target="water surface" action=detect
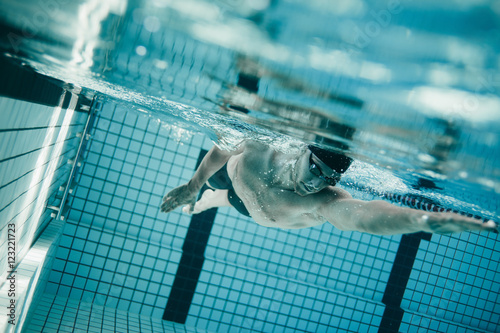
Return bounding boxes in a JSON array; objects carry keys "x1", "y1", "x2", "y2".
[{"x1": 1, "y1": 0, "x2": 499, "y2": 219}]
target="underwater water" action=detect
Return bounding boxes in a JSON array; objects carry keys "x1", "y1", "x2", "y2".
[
  {"x1": 1, "y1": 0, "x2": 500, "y2": 332},
  {"x1": 1, "y1": 0, "x2": 499, "y2": 219}
]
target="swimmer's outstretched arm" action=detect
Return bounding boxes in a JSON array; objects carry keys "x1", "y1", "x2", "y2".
[
  {"x1": 160, "y1": 144, "x2": 244, "y2": 213},
  {"x1": 321, "y1": 194, "x2": 498, "y2": 235}
]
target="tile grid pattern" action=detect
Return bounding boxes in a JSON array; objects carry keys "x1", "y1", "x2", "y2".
[
  {"x1": 24, "y1": 293, "x2": 201, "y2": 333},
  {"x1": 23, "y1": 100, "x2": 500, "y2": 332},
  {"x1": 401, "y1": 232, "x2": 500, "y2": 332},
  {"x1": 42, "y1": 102, "x2": 204, "y2": 319}
]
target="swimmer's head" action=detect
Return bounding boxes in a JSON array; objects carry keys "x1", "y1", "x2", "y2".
[
  {"x1": 293, "y1": 146, "x2": 352, "y2": 196},
  {"x1": 307, "y1": 145, "x2": 353, "y2": 176}
]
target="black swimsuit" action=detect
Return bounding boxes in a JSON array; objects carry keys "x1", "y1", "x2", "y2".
[{"x1": 207, "y1": 164, "x2": 251, "y2": 217}]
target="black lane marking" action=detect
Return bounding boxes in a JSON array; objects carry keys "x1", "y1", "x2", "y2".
[
  {"x1": 163, "y1": 149, "x2": 218, "y2": 324},
  {"x1": 378, "y1": 231, "x2": 432, "y2": 333}
]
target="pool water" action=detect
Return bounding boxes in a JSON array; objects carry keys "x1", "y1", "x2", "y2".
[
  {"x1": 1, "y1": 0, "x2": 499, "y2": 332},
  {"x1": 2, "y1": 0, "x2": 499, "y2": 219}
]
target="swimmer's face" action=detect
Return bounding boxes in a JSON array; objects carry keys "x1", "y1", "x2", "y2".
[{"x1": 294, "y1": 151, "x2": 339, "y2": 196}]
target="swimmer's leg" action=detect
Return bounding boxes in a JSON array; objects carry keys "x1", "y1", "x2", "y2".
[{"x1": 183, "y1": 189, "x2": 231, "y2": 214}]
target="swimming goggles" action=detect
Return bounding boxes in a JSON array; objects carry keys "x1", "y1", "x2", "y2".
[{"x1": 309, "y1": 153, "x2": 341, "y2": 186}]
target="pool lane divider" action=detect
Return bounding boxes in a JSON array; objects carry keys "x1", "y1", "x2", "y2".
[
  {"x1": 378, "y1": 231, "x2": 432, "y2": 333},
  {"x1": 163, "y1": 149, "x2": 218, "y2": 324}
]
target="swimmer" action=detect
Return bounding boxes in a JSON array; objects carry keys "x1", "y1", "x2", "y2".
[{"x1": 161, "y1": 140, "x2": 498, "y2": 235}]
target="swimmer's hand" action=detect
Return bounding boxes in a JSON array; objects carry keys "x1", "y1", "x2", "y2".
[
  {"x1": 160, "y1": 184, "x2": 197, "y2": 213},
  {"x1": 423, "y1": 213, "x2": 499, "y2": 234}
]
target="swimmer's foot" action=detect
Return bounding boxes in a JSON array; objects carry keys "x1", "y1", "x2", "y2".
[{"x1": 182, "y1": 189, "x2": 226, "y2": 214}]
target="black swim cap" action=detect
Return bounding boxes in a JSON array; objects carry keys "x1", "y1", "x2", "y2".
[{"x1": 307, "y1": 145, "x2": 353, "y2": 174}]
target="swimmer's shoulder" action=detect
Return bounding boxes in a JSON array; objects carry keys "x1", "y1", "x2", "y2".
[
  {"x1": 229, "y1": 141, "x2": 273, "y2": 173},
  {"x1": 317, "y1": 185, "x2": 352, "y2": 201},
  {"x1": 236, "y1": 140, "x2": 274, "y2": 163},
  {"x1": 239, "y1": 139, "x2": 270, "y2": 152}
]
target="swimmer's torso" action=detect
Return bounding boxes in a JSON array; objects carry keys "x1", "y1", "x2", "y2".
[{"x1": 226, "y1": 141, "x2": 327, "y2": 229}]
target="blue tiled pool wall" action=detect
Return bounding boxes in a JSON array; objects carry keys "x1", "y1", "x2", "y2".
[
  {"x1": 401, "y1": 233, "x2": 500, "y2": 332},
  {"x1": 23, "y1": 293, "x2": 187, "y2": 333},
  {"x1": 0, "y1": 94, "x2": 88, "y2": 283},
  {"x1": 42, "y1": 102, "x2": 205, "y2": 316},
  {"x1": 23, "y1": 100, "x2": 500, "y2": 332}
]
